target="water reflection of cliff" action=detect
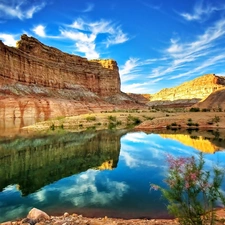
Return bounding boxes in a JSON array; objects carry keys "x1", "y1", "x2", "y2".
[
  {"x1": 0, "y1": 130, "x2": 125, "y2": 195},
  {"x1": 160, "y1": 131, "x2": 225, "y2": 153}
]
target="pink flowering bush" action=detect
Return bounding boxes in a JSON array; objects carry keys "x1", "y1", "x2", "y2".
[{"x1": 151, "y1": 153, "x2": 225, "y2": 225}]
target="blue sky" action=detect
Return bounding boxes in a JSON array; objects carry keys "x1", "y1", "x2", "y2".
[{"x1": 1, "y1": 0, "x2": 225, "y2": 94}]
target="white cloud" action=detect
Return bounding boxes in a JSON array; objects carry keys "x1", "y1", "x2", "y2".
[
  {"x1": 119, "y1": 57, "x2": 166, "y2": 93},
  {"x1": 76, "y1": 41, "x2": 99, "y2": 59},
  {"x1": 146, "y1": 18, "x2": 225, "y2": 83},
  {"x1": 60, "y1": 18, "x2": 129, "y2": 59},
  {"x1": 0, "y1": 0, "x2": 46, "y2": 20},
  {"x1": 106, "y1": 29, "x2": 129, "y2": 47},
  {"x1": 82, "y1": 3, "x2": 94, "y2": 13},
  {"x1": 170, "y1": 54, "x2": 225, "y2": 80},
  {"x1": 120, "y1": 133, "x2": 165, "y2": 169},
  {"x1": 123, "y1": 132, "x2": 149, "y2": 143},
  {"x1": 120, "y1": 58, "x2": 139, "y2": 75},
  {"x1": 33, "y1": 25, "x2": 46, "y2": 37},
  {"x1": 0, "y1": 33, "x2": 17, "y2": 46},
  {"x1": 60, "y1": 29, "x2": 99, "y2": 59},
  {"x1": 122, "y1": 82, "x2": 154, "y2": 93},
  {"x1": 120, "y1": 4, "x2": 225, "y2": 94},
  {"x1": 32, "y1": 169, "x2": 129, "y2": 207},
  {"x1": 180, "y1": 1, "x2": 225, "y2": 22}
]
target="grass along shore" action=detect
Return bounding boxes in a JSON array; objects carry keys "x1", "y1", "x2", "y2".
[{"x1": 22, "y1": 110, "x2": 225, "y2": 134}]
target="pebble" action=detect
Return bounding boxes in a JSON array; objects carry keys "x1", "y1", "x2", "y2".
[{"x1": 63, "y1": 213, "x2": 69, "y2": 218}]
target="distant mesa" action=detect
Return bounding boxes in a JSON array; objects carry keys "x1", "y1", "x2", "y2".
[
  {"x1": 146, "y1": 74, "x2": 225, "y2": 109},
  {"x1": 127, "y1": 74, "x2": 225, "y2": 109}
]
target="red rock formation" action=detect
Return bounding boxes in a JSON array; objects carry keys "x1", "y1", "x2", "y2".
[
  {"x1": 0, "y1": 34, "x2": 141, "y2": 129},
  {"x1": 0, "y1": 34, "x2": 120, "y2": 96}
]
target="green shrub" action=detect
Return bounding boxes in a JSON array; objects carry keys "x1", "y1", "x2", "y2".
[
  {"x1": 86, "y1": 116, "x2": 96, "y2": 122},
  {"x1": 116, "y1": 120, "x2": 122, "y2": 125},
  {"x1": 50, "y1": 124, "x2": 55, "y2": 131},
  {"x1": 189, "y1": 107, "x2": 200, "y2": 112},
  {"x1": 86, "y1": 126, "x2": 96, "y2": 130},
  {"x1": 166, "y1": 125, "x2": 171, "y2": 129},
  {"x1": 151, "y1": 153, "x2": 225, "y2": 225},
  {"x1": 127, "y1": 115, "x2": 141, "y2": 125},
  {"x1": 202, "y1": 108, "x2": 210, "y2": 112},
  {"x1": 213, "y1": 115, "x2": 220, "y2": 123},
  {"x1": 108, "y1": 115, "x2": 117, "y2": 122},
  {"x1": 108, "y1": 122, "x2": 116, "y2": 130}
]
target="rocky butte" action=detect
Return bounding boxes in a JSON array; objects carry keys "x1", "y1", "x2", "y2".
[{"x1": 0, "y1": 34, "x2": 140, "y2": 129}]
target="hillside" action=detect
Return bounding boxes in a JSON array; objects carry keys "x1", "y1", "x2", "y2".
[
  {"x1": 148, "y1": 74, "x2": 225, "y2": 108},
  {"x1": 194, "y1": 87, "x2": 225, "y2": 110}
]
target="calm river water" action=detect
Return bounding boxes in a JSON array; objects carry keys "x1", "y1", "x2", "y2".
[{"x1": 0, "y1": 129, "x2": 225, "y2": 222}]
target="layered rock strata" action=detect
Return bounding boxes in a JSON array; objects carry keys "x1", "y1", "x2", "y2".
[
  {"x1": 148, "y1": 74, "x2": 225, "y2": 107},
  {"x1": 0, "y1": 35, "x2": 140, "y2": 127},
  {"x1": 1, "y1": 34, "x2": 120, "y2": 96}
]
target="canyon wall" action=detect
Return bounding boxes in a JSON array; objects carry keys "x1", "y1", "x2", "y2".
[
  {"x1": 0, "y1": 34, "x2": 120, "y2": 96},
  {"x1": 0, "y1": 35, "x2": 140, "y2": 127}
]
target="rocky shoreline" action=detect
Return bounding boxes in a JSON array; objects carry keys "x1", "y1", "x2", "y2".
[
  {"x1": 0, "y1": 208, "x2": 176, "y2": 225},
  {"x1": 1, "y1": 208, "x2": 225, "y2": 225}
]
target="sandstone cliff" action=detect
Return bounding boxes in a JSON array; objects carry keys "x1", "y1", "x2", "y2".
[
  {"x1": 1, "y1": 34, "x2": 120, "y2": 96},
  {"x1": 0, "y1": 34, "x2": 140, "y2": 127},
  {"x1": 148, "y1": 74, "x2": 225, "y2": 107}
]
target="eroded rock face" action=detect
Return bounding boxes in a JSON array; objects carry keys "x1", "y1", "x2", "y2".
[
  {"x1": 1, "y1": 34, "x2": 120, "y2": 96},
  {"x1": 0, "y1": 35, "x2": 141, "y2": 127},
  {"x1": 148, "y1": 74, "x2": 225, "y2": 107}
]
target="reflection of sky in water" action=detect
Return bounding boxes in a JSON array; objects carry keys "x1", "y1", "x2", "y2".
[{"x1": 1, "y1": 132, "x2": 225, "y2": 222}]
